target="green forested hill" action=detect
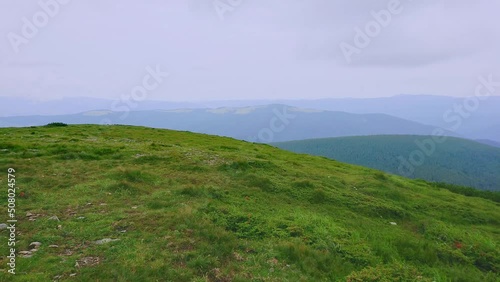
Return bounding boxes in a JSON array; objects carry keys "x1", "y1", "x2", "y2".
[
  {"x1": 274, "y1": 135, "x2": 500, "y2": 191},
  {"x1": 0, "y1": 125, "x2": 499, "y2": 281}
]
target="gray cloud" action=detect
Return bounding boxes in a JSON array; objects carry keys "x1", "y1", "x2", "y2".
[{"x1": 0, "y1": 0, "x2": 499, "y2": 101}]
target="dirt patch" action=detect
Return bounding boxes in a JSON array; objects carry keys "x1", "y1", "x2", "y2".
[{"x1": 75, "y1": 256, "x2": 101, "y2": 268}]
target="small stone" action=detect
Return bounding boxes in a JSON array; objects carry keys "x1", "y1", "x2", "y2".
[
  {"x1": 100, "y1": 203, "x2": 107, "y2": 206},
  {"x1": 0, "y1": 223, "x2": 8, "y2": 230},
  {"x1": 57, "y1": 225, "x2": 62, "y2": 229},
  {"x1": 77, "y1": 217, "x2": 85, "y2": 220},
  {"x1": 86, "y1": 202, "x2": 92, "y2": 206},
  {"x1": 69, "y1": 273, "x2": 77, "y2": 277},
  {"x1": 390, "y1": 222, "x2": 397, "y2": 225},
  {"x1": 49, "y1": 245, "x2": 59, "y2": 248},
  {"x1": 19, "y1": 251, "x2": 32, "y2": 255},
  {"x1": 49, "y1": 216, "x2": 60, "y2": 221},
  {"x1": 94, "y1": 238, "x2": 120, "y2": 245},
  {"x1": 26, "y1": 212, "x2": 33, "y2": 217},
  {"x1": 131, "y1": 206, "x2": 138, "y2": 209},
  {"x1": 29, "y1": 242, "x2": 42, "y2": 249}
]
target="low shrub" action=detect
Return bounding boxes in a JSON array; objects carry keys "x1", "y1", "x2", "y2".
[{"x1": 45, "y1": 122, "x2": 68, "y2": 127}]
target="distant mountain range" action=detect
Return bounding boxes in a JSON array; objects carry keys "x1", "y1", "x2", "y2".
[
  {"x1": 273, "y1": 135, "x2": 500, "y2": 191},
  {"x1": 2, "y1": 95, "x2": 499, "y2": 142},
  {"x1": 279, "y1": 95, "x2": 500, "y2": 143},
  {"x1": 0, "y1": 105, "x2": 459, "y2": 143},
  {"x1": 0, "y1": 96, "x2": 266, "y2": 117}
]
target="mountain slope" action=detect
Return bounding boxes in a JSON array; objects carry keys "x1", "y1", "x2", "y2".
[
  {"x1": 0, "y1": 125, "x2": 498, "y2": 281},
  {"x1": 0, "y1": 105, "x2": 458, "y2": 143},
  {"x1": 273, "y1": 135, "x2": 500, "y2": 191}
]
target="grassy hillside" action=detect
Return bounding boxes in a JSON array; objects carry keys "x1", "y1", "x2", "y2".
[
  {"x1": 274, "y1": 135, "x2": 500, "y2": 191},
  {"x1": 0, "y1": 125, "x2": 499, "y2": 281}
]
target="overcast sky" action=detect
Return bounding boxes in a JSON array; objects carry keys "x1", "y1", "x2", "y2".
[{"x1": 1, "y1": 0, "x2": 499, "y2": 101}]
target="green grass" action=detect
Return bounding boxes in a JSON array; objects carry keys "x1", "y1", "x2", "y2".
[{"x1": 0, "y1": 125, "x2": 498, "y2": 281}]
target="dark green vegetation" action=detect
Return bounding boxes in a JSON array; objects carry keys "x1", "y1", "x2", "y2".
[
  {"x1": 274, "y1": 135, "x2": 500, "y2": 191},
  {"x1": 0, "y1": 125, "x2": 499, "y2": 281},
  {"x1": 44, "y1": 122, "x2": 68, "y2": 127}
]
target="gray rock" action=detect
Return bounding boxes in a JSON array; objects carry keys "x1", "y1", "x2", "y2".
[
  {"x1": 29, "y1": 242, "x2": 42, "y2": 249},
  {"x1": 20, "y1": 250, "x2": 33, "y2": 258},
  {"x1": 0, "y1": 223, "x2": 8, "y2": 230},
  {"x1": 390, "y1": 222, "x2": 397, "y2": 225},
  {"x1": 48, "y1": 216, "x2": 60, "y2": 221},
  {"x1": 94, "y1": 238, "x2": 120, "y2": 245}
]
